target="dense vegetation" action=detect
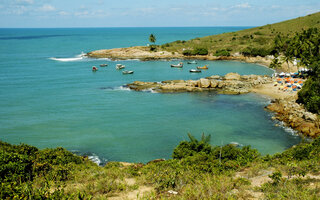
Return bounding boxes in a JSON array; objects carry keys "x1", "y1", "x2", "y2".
[
  {"x1": 272, "y1": 28, "x2": 320, "y2": 114},
  {"x1": 2, "y1": 133, "x2": 320, "y2": 199},
  {"x1": 158, "y1": 12, "x2": 320, "y2": 56}
]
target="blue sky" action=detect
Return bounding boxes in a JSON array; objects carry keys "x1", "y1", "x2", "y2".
[{"x1": 0, "y1": 0, "x2": 319, "y2": 28}]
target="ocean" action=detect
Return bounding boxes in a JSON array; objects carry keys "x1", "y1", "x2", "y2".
[{"x1": 0, "y1": 27, "x2": 300, "y2": 164}]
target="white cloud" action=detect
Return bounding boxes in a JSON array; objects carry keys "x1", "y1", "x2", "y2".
[
  {"x1": 59, "y1": 11, "x2": 69, "y2": 16},
  {"x1": 233, "y1": 3, "x2": 251, "y2": 9},
  {"x1": 75, "y1": 11, "x2": 89, "y2": 17},
  {"x1": 11, "y1": 5, "x2": 29, "y2": 15},
  {"x1": 38, "y1": 4, "x2": 56, "y2": 12}
]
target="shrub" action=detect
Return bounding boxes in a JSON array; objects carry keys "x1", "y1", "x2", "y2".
[
  {"x1": 193, "y1": 48, "x2": 209, "y2": 55},
  {"x1": 172, "y1": 133, "x2": 211, "y2": 159},
  {"x1": 182, "y1": 49, "x2": 194, "y2": 56},
  {"x1": 297, "y1": 61, "x2": 320, "y2": 114},
  {"x1": 254, "y1": 31, "x2": 263, "y2": 35},
  {"x1": 182, "y1": 48, "x2": 209, "y2": 56},
  {"x1": 149, "y1": 44, "x2": 157, "y2": 51},
  {"x1": 241, "y1": 47, "x2": 271, "y2": 57},
  {"x1": 215, "y1": 49, "x2": 230, "y2": 56},
  {"x1": 253, "y1": 37, "x2": 268, "y2": 45}
]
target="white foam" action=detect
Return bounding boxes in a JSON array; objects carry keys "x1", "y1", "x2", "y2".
[
  {"x1": 49, "y1": 52, "x2": 87, "y2": 62},
  {"x1": 88, "y1": 155, "x2": 101, "y2": 165},
  {"x1": 229, "y1": 142, "x2": 243, "y2": 147},
  {"x1": 142, "y1": 88, "x2": 158, "y2": 93},
  {"x1": 113, "y1": 86, "x2": 131, "y2": 91},
  {"x1": 97, "y1": 58, "x2": 112, "y2": 61},
  {"x1": 276, "y1": 121, "x2": 299, "y2": 136}
]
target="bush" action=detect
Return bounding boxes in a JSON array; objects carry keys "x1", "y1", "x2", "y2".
[
  {"x1": 241, "y1": 47, "x2": 271, "y2": 57},
  {"x1": 215, "y1": 49, "x2": 230, "y2": 56},
  {"x1": 0, "y1": 141, "x2": 85, "y2": 199},
  {"x1": 193, "y1": 48, "x2": 209, "y2": 55},
  {"x1": 297, "y1": 61, "x2": 320, "y2": 114},
  {"x1": 149, "y1": 44, "x2": 157, "y2": 51},
  {"x1": 182, "y1": 48, "x2": 209, "y2": 56},
  {"x1": 254, "y1": 31, "x2": 263, "y2": 35},
  {"x1": 182, "y1": 49, "x2": 194, "y2": 56}
]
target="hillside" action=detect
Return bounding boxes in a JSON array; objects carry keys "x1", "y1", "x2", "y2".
[
  {"x1": 1, "y1": 136, "x2": 320, "y2": 199},
  {"x1": 160, "y1": 12, "x2": 320, "y2": 55}
]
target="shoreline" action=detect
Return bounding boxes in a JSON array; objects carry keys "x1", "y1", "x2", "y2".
[
  {"x1": 87, "y1": 47, "x2": 318, "y2": 137},
  {"x1": 86, "y1": 46, "x2": 297, "y2": 72},
  {"x1": 125, "y1": 74, "x2": 319, "y2": 138}
]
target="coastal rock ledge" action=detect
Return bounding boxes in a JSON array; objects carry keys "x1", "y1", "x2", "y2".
[
  {"x1": 267, "y1": 99, "x2": 320, "y2": 138},
  {"x1": 126, "y1": 73, "x2": 272, "y2": 94}
]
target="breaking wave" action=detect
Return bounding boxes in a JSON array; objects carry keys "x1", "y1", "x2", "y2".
[{"x1": 49, "y1": 52, "x2": 87, "y2": 62}]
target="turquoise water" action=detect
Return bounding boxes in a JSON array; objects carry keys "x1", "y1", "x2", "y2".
[{"x1": 0, "y1": 28, "x2": 300, "y2": 163}]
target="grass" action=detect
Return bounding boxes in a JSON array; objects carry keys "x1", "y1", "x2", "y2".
[
  {"x1": 159, "y1": 12, "x2": 320, "y2": 55},
  {"x1": 1, "y1": 136, "x2": 320, "y2": 199}
]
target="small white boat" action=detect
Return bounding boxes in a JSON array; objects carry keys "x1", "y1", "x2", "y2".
[
  {"x1": 190, "y1": 69, "x2": 201, "y2": 73},
  {"x1": 279, "y1": 72, "x2": 285, "y2": 77},
  {"x1": 187, "y1": 60, "x2": 197, "y2": 64},
  {"x1": 92, "y1": 66, "x2": 98, "y2": 71},
  {"x1": 122, "y1": 70, "x2": 134, "y2": 74},
  {"x1": 100, "y1": 64, "x2": 108, "y2": 67},
  {"x1": 171, "y1": 62, "x2": 183, "y2": 68},
  {"x1": 116, "y1": 64, "x2": 125, "y2": 70}
]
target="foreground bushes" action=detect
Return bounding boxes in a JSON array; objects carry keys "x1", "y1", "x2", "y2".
[
  {"x1": 0, "y1": 141, "x2": 83, "y2": 199},
  {"x1": 1, "y1": 135, "x2": 320, "y2": 199}
]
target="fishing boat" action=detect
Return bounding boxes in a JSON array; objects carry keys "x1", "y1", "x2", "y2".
[
  {"x1": 190, "y1": 69, "x2": 201, "y2": 73},
  {"x1": 170, "y1": 62, "x2": 183, "y2": 68},
  {"x1": 92, "y1": 66, "x2": 98, "y2": 71},
  {"x1": 100, "y1": 64, "x2": 108, "y2": 67},
  {"x1": 197, "y1": 65, "x2": 208, "y2": 70},
  {"x1": 122, "y1": 70, "x2": 134, "y2": 74},
  {"x1": 187, "y1": 60, "x2": 197, "y2": 64},
  {"x1": 116, "y1": 64, "x2": 125, "y2": 70}
]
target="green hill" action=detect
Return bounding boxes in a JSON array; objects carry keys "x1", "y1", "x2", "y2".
[{"x1": 160, "y1": 12, "x2": 320, "y2": 55}]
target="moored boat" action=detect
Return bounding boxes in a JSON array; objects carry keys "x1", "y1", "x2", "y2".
[
  {"x1": 100, "y1": 64, "x2": 108, "y2": 67},
  {"x1": 116, "y1": 64, "x2": 125, "y2": 70},
  {"x1": 171, "y1": 62, "x2": 183, "y2": 68},
  {"x1": 190, "y1": 69, "x2": 201, "y2": 73},
  {"x1": 122, "y1": 70, "x2": 134, "y2": 74},
  {"x1": 187, "y1": 60, "x2": 197, "y2": 64},
  {"x1": 197, "y1": 65, "x2": 208, "y2": 70}
]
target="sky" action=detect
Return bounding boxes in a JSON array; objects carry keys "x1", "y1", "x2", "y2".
[{"x1": 0, "y1": 0, "x2": 319, "y2": 28}]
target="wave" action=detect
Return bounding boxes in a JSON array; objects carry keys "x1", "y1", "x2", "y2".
[
  {"x1": 141, "y1": 88, "x2": 158, "y2": 93},
  {"x1": 275, "y1": 121, "x2": 299, "y2": 137},
  {"x1": 49, "y1": 52, "x2": 87, "y2": 62},
  {"x1": 88, "y1": 154, "x2": 102, "y2": 165},
  {"x1": 112, "y1": 86, "x2": 131, "y2": 91}
]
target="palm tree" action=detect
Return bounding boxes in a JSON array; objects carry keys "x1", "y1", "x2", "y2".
[{"x1": 149, "y1": 34, "x2": 156, "y2": 44}]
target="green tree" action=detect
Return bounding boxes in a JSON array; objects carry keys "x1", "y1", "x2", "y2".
[
  {"x1": 273, "y1": 28, "x2": 320, "y2": 114},
  {"x1": 149, "y1": 34, "x2": 156, "y2": 44},
  {"x1": 149, "y1": 34, "x2": 156, "y2": 51}
]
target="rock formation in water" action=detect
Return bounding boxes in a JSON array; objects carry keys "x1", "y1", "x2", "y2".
[{"x1": 126, "y1": 73, "x2": 272, "y2": 94}]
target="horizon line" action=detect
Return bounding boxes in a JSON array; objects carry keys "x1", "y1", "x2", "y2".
[{"x1": 0, "y1": 26, "x2": 256, "y2": 29}]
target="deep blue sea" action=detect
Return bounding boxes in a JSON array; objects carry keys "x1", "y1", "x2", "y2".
[{"x1": 0, "y1": 27, "x2": 300, "y2": 164}]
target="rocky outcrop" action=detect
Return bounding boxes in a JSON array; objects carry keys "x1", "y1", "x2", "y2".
[
  {"x1": 126, "y1": 73, "x2": 272, "y2": 94},
  {"x1": 86, "y1": 46, "x2": 183, "y2": 60},
  {"x1": 267, "y1": 98, "x2": 320, "y2": 138},
  {"x1": 126, "y1": 73, "x2": 319, "y2": 138}
]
